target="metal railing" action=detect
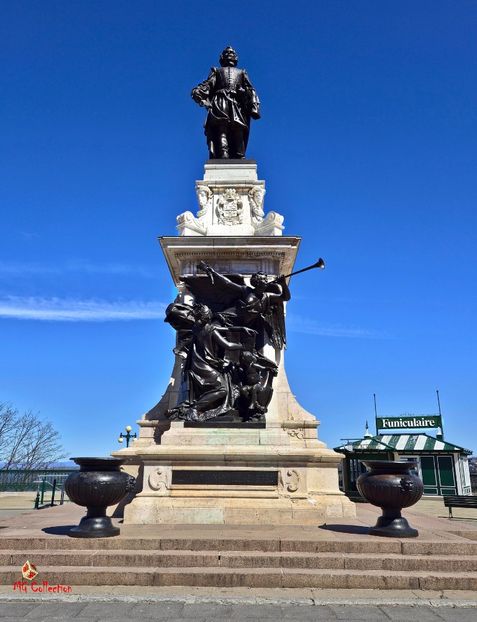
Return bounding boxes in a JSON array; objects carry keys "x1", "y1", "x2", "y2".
[{"x1": 0, "y1": 468, "x2": 76, "y2": 492}]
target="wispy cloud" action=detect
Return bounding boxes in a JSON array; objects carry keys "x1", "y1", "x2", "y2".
[
  {"x1": 287, "y1": 314, "x2": 389, "y2": 339},
  {"x1": 0, "y1": 296, "x2": 386, "y2": 335},
  {"x1": 0, "y1": 296, "x2": 166, "y2": 322},
  {"x1": 0, "y1": 261, "x2": 156, "y2": 278}
]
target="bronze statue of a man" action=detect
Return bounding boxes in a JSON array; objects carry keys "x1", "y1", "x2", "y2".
[{"x1": 191, "y1": 47, "x2": 260, "y2": 159}]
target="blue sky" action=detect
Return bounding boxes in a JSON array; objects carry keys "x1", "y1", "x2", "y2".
[{"x1": 1, "y1": 1, "x2": 476, "y2": 458}]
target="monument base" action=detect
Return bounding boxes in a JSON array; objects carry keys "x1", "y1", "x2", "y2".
[
  {"x1": 124, "y1": 497, "x2": 354, "y2": 526},
  {"x1": 113, "y1": 160, "x2": 356, "y2": 525},
  {"x1": 117, "y1": 419, "x2": 356, "y2": 525}
]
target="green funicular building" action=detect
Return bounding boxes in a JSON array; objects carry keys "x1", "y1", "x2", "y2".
[{"x1": 335, "y1": 416, "x2": 472, "y2": 499}]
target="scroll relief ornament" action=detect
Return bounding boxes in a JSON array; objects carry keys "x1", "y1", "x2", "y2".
[
  {"x1": 148, "y1": 467, "x2": 171, "y2": 493},
  {"x1": 216, "y1": 188, "x2": 243, "y2": 225},
  {"x1": 279, "y1": 468, "x2": 300, "y2": 494},
  {"x1": 286, "y1": 428, "x2": 305, "y2": 440},
  {"x1": 176, "y1": 211, "x2": 206, "y2": 235}
]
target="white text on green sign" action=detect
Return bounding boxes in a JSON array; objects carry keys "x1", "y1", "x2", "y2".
[{"x1": 376, "y1": 416, "x2": 442, "y2": 430}]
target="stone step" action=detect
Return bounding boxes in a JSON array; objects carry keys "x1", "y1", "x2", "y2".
[
  {"x1": 2, "y1": 536, "x2": 477, "y2": 556},
  {"x1": 2, "y1": 565, "x2": 477, "y2": 590},
  {"x1": 2, "y1": 550, "x2": 477, "y2": 572}
]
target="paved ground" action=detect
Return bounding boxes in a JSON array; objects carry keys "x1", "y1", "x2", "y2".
[
  {"x1": 1, "y1": 492, "x2": 477, "y2": 523},
  {"x1": 0, "y1": 493, "x2": 37, "y2": 519},
  {"x1": 1, "y1": 493, "x2": 476, "y2": 540},
  {"x1": 414, "y1": 497, "x2": 477, "y2": 522},
  {"x1": 1, "y1": 493, "x2": 477, "y2": 523},
  {"x1": 0, "y1": 493, "x2": 476, "y2": 616},
  {"x1": 0, "y1": 598, "x2": 476, "y2": 621}
]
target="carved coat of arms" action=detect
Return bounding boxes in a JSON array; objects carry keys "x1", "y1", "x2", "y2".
[{"x1": 216, "y1": 188, "x2": 243, "y2": 225}]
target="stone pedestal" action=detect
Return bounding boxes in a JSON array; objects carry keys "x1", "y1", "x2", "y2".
[
  {"x1": 176, "y1": 160, "x2": 284, "y2": 237},
  {"x1": 113, "y1": 160, "x2": 355, "y2": 524}
]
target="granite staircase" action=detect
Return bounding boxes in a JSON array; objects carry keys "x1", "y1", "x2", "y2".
[{"x1": 1, "y1": 532, "x2": 477, "y2": 590}]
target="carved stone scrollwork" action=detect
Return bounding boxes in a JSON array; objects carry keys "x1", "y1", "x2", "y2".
[
  {"x1": 286, "y1": 428, "x2": 305, "y2": 440},
  {"x1": 176, "y1": 211, "x2": 206, "y2": 235},
  {"x1": 177, "y1": 211, "x2": 194, "y2": 225},
  {"x1": 216, "y1": 188, "x2": 243, "y2": 225},
  {"x1": 279, "y1": 468, "x2": 300, "y2": 494},
  {"x1": 148, "y1": 467, "x2": 171, "y2": 494},
  {"x1": 254, "y1": 211, "x2": 285, "y2": 236},
  {"x1": 262, "y1": 211, "x2": 284, "y2": 228}
]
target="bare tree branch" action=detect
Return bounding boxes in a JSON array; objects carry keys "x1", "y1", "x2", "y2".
[
  {"x1": 0, "y1": 403, "x2": 16, "y2": 449},
  {"x1": 0, "y1": 405, "x2": 66, "y2": 470}
]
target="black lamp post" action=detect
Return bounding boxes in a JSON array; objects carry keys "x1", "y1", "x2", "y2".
[{"x1": 118, "y1": 425, "x2": 136, "y2": 448}]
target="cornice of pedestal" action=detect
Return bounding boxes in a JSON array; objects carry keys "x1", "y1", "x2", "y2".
[
  {"x1": 125, "y1": 445, "x2": 343, "y2": 465},
  {"x1": 159, "y1": 235, "x2": 301, "y2": 286}
]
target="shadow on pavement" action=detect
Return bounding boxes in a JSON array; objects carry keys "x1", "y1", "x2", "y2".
[
  {"x1": 42, "y1": 525, "x2": 76, "y2": 535},
  {"x1": 439, "y1": 515, "x2": 477, "y2": 521},
  {"x1": 319, "y1": 524, "x2": 370, "y2": 535}
]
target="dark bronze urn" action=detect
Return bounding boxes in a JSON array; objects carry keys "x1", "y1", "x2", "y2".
[
  {"x1": 65, "y1": 457, "x2": 135, "y2": 538},
  {"x1": 357, "y1": 460, "x2": 423, "y2": 537}
]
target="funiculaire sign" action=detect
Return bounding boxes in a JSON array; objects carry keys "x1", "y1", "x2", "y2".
[{"x1": 376, "y1": 415, "x2": 442, "y2": 430}]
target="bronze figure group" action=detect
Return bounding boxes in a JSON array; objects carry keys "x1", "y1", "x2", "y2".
[{"x1": 164, "y1": 263, "x2": 290, "y2": 423}]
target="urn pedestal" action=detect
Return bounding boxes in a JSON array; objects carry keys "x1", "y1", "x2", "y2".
[
  {"x1": 65, "y1": 457, "x2": 135, "y2": 537},
  {"x1": 357, "y1": 460, "x2": 423, "y2": 537}
]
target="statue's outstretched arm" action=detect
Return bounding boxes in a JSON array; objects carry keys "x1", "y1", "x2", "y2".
[
  {"x1": 213, "y1": 271, "x2": 245, "y2": 297},
  {"x1": 197, "y1": 261, "x2": 244, "y2": 296}
]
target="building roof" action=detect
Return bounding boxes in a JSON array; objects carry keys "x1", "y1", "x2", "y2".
[{"x1": 335, "y1": 433, "x2": 471, "y2": 455}]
